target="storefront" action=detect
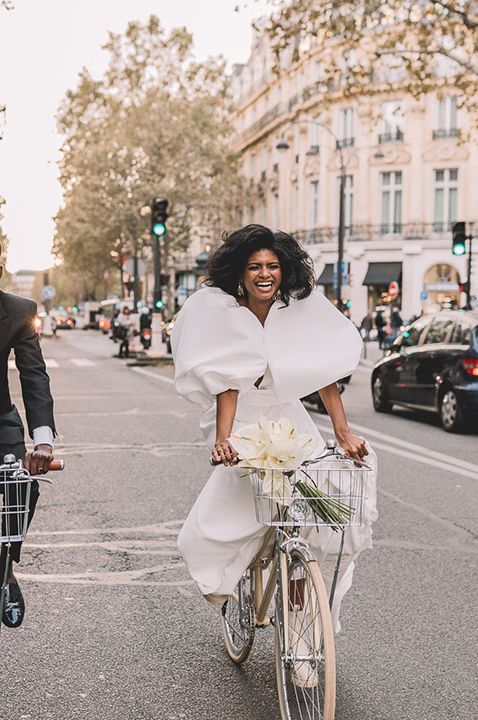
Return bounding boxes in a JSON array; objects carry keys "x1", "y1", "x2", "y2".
[
  {"x1": 422, "y1": 264, "x2": 460, "y2": 311},
  {"x1": 316, "y1": 263, "x2": 336, "y2": 302},
  {"x1": 362, "y1": 262, "x2": 402, "y2": 312}
]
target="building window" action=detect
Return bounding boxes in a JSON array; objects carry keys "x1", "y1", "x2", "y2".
[
  {"x1": 293, "y1": 184, "x2": 300, "y2": 231},
  {"x1": 380, "y1": 171, "x2": 402, "y2": 233},
  {"x1": 433, "y1": 168, "x2": 458, "y2": 232},
  {"x1": 249, "y1": 153, "x2": 256, "y2": 180},
  {"x1": 338, "y1": 107, "x2": 354, "y2": 147},
  {"x1": 343, "y1": 175, "x2": 354, "y2": 232},
  {"x1": 379, "y1": 101, "x2": 404, "y2": 143},
  {"x1": 309, "y1": 180, "x2": 319, "y2": 228},
  {"x1": 314, "y1": 61, "x2": 322, "y2": 82},
  {"x1": 434, "y1": 97, "x2": 459, "y2": 139},
  {"x1": 272, "y1": 192, "x2": 279, "y2": 229}
]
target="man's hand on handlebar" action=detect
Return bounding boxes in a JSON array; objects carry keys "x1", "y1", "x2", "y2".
[{"x1": 24, "y1": 444, "x2": 54, "y2": 475}]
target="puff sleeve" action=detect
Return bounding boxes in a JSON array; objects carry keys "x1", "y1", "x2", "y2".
[
  {"x1": 265, "y1": 290, "x2": 363, "y2": 402},
  {"x1": 171, "y1": 288, "x2": 267, "y2": 406}
]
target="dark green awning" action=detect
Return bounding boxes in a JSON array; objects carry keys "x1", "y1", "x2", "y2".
[
  {"x1": 362, "y1": 262, "x2": 402, "y2": 286},
  {"x1": 317, "y1": 263, "x2": 334, "y2": 285}
]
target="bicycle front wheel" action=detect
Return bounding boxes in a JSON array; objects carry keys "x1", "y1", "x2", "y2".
[
  {"x1": 220, "y1": 569, "x2": 255, "y2": 664},
  {"x1": 275, "y1": 548, "x2": 336, "y2": 720}
]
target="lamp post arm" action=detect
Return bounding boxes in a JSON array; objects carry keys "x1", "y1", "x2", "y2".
[{"x1": 279, "y1": 118, "x2": 346, "y2": 172}]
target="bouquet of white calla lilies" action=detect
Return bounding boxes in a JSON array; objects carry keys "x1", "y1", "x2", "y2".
[
  {"x1": 229, "y1": 416, "x2": 314, "y2": 471},
  {"x1": 230, "y1": 416, "x2": 355, "y2": 528}
]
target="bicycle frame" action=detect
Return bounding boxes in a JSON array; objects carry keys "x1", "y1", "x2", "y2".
[{"x1": 250, "y1": 523, "x2": 346, "y2": 642}]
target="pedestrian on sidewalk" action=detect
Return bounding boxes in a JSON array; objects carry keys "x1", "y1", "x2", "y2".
[
  {"x1": 390, "y1": 305, "x2": 403, "y2": 342},
  {"x1": 375, "y1": 308, "x2": 386, "y2": 349},
  {"x1": 116, "y1": 306, "x2": 134, "y2": 359},
  {"x1": 0, "y1": 241, "x2": 56, "y2": 628},
  {"x1": 360, "y1": 311, "x2": 373, "y2": 342}
]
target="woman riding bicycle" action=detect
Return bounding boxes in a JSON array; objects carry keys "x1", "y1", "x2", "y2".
[{"x1": 172, "y1": 224, "x2": 377, "y2": 641}]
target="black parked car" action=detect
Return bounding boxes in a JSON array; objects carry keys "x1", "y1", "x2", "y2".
[{"x1": 371, "y1": 311, "x2": 478, "y2": 432}]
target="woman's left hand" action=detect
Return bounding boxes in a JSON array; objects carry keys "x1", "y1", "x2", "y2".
[{"x1": 335, "y1": 430, "x2": 368, "y2": 461}]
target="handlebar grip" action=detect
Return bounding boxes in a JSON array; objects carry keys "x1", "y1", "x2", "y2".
[
  {"x1": 49, "y1": 459, "x2": 65, "y2": 471},
  {"x1": 209, "y1": 457, "x2": 240, "y2": 467}
]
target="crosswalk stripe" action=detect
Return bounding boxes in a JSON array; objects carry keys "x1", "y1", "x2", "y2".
[
  {"x1": 70, "y1": 358, "x2": 97, "y2": 367},
  {"x1": 8, "y1": 358, "x2": 92, "y2": 370}
]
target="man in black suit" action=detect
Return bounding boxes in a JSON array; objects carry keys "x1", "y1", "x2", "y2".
[{"x1": 0, "y1": 242, "x2": 56, "y2": 627}]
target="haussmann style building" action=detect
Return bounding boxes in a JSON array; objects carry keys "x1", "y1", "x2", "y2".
[{"x1": 230, "y1": 27, "x2": 478, "y2": 323}]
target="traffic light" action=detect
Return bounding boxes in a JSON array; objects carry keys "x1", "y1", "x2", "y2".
[
  {"x1": 151, "y1": 197, "x2": 169, "y2": 237},
  {"x1": 452, "y1": 222, "x2": 467, "y2": 256},
  {"x1": 153, "y1": 289, "x2": 164, "y2": 310}
]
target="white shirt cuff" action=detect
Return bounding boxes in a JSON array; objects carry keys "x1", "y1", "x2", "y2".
[{"x1": 33, "y1": 426, "x2": 55, "y2": 449}]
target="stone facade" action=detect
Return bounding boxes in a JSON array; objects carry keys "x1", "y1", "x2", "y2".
[{"x1": 230, "y1": 30, "x2": 478, "y2": 322}]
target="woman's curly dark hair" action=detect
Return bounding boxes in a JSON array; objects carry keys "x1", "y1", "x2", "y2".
[{"x1": 204, "y1": 224, "x2": 315, "y2": 306}]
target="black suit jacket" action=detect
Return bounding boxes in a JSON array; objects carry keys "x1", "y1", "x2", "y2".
[{"x1": 0, "y1": 290, "x2": 56, "y2": 446}]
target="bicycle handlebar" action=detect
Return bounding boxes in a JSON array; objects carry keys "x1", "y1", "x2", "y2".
[{"x1": 209, "y1": 447, "x2": 371, "y2": 470}]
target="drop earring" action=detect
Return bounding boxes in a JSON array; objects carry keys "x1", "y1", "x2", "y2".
[{"x1": 237, "y1": 280, "x2": 244, "y2": 297}]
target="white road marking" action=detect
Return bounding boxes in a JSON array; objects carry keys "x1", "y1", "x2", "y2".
[
  {"x1": 9, "y1": 358, "x2": 59, "y2": 369},
  {"x1": 70, "y1": 358, "x2": 96, "y2": 367},
  {"x1": 314, "y1": 420, "x2": 478, "y2": 481},
  {"x1": 130, "y1": 366, "x2": 175, "y2": 384},
  {"x1": 347, "y1": 418, "x2": 478, "y2": 474}
]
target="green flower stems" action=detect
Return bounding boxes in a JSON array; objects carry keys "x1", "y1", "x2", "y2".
[{"x1": 294, "y1": 480, "x2": 354, "y2": 530}]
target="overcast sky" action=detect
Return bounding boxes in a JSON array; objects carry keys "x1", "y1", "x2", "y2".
[{"x1": 0, "y1": 0, "x2": 270, "y2": 272}]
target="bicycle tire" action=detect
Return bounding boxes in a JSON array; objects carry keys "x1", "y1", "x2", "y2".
[
  {"x1": 220, "y1": 569, "x2": 255, "y2": 664},
  {"x1": 275, "y1": 548, "x2": 336, "y2": 720}
]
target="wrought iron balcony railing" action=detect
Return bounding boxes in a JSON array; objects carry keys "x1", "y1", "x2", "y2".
[
  {"x1": 378, "y1": 129, "x2": 404, "y2": 144},
  {"x1": 292, "y1": 222, "x2": 478, "y2": 246},
  {"x1": 336, "y1": 137, "x2": 355, "y2": 149},
  {"x1": 432, "y1": 128, "x2": 461, "y2": 140}
]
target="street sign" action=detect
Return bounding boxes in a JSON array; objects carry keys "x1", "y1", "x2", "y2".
[
  {"x1": 333, "y1": 261, "x2": 349, "y2": 290},
  {"x1": 123, "y1": 258, "x2": 146, "y2": 277},
  {"x1": 388, "y1": 281, "x2": 399, "y2": 299},
  {"x1": 41, "y1": 285, "x2": 56, "y2": 300}
]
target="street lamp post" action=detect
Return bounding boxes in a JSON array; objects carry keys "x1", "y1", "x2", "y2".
[
  {"x1": 276, "y1": 120, "x2": 347, "y2": 310},
  {"x1": 337, "y1": 170, "x2": 346, "y2": 311}
]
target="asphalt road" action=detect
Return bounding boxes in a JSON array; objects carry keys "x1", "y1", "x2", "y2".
[{"x1": 1, "y1": 330, "x2": 476, "y2": 720}]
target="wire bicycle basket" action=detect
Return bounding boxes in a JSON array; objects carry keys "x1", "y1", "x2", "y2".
[
  {"x1": 0, "y1": 455, "x2": 32, "y2": 544},
  {"x1": 250, "y1": 451, "x2": 370, "y2": 529}
]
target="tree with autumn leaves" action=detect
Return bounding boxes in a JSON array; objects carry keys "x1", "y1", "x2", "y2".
[{"x1": 54, "y1": 16, "x2": 245, "y2": 302}]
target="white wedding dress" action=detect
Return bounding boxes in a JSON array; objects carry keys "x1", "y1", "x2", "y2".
[{"x1": 171, "y1": 287, "x2": 378, "y2": 631}]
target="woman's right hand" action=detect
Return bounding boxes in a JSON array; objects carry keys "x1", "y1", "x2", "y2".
[{"x1": 211, "y1": 439, "x2": 239, "y2": 467}]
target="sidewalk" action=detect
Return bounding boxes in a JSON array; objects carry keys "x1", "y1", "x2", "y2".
[{"x1": 359, "y1": 340, "x2": 385, "y2": 367}]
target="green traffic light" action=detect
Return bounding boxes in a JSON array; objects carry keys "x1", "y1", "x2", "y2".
[
  {"x1": 452, "y1": 243, "x2": 466, "y2": 256},
  {"x1": 152, "y1": 222, "x2": 166, "y2": 237},
  {"x1": 155, "y1": 299, "x2": 164, "y2": 309}
]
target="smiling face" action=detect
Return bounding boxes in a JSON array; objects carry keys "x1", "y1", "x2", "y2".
[{"x1": 241, "y1": 248, "x2": 282, "y2": 303}]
